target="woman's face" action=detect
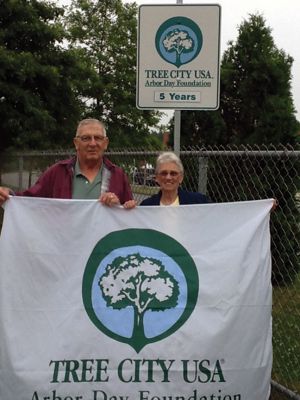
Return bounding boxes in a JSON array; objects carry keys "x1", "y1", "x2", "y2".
[{"x1": 155, "y1": 162, "x2": 184, "y2": 192}]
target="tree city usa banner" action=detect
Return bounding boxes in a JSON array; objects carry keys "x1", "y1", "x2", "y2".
[{"x1": 0, "y1": 198, "x2": 273, "y2": 400}]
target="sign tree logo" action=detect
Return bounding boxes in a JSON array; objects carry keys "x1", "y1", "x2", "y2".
[
  {"x1": 82, "y1": 229, "x2": 199, "y2": 352},
  {"x1": 155, "y1": 16, "x2": 203, "y2": 68}
]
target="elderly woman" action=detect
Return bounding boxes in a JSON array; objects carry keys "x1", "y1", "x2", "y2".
[{"x1": 140, "y1": 152, "x2": 210, "y2": 206}]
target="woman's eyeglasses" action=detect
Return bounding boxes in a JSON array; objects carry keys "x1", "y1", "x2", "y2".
[{"x1": 157, "y1": 170, "x2": 181, "y2": 177}]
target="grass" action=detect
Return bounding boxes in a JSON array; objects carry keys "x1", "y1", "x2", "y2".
[{"x1": 272, "y1": 272, "x2": 300, "y2": 393}]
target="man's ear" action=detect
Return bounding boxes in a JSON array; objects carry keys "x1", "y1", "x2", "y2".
[
  {"x1": 73, "y1": 138, "x2": 79, "y2": 150},
  {"x1": 104, "y1": 137, "x2": 109, "y2": 150}
]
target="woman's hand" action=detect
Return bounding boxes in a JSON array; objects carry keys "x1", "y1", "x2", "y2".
[
  {"x1": 123, "y1": 200, "x2": 137, "y2": 209},
  {"x1": 271, "y1": 199, "x2": 279, "y2": 211}
]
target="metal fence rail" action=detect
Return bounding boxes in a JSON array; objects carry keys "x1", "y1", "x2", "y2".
[{"x1": 0, "y1": 145, "x2": 299, "y2": 398}]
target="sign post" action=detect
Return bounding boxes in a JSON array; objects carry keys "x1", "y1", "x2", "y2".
[{"x1": 174, "y1": 0, "x2": 182, "y2": 156}]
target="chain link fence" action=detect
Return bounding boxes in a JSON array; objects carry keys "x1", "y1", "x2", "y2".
[{"x1": 0, "y1": 145, "x2": 299, "y2": 399}]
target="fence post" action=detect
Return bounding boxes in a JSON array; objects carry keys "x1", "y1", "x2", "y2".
[
  {"x1": 18, "y1": 155, "x2": 24, "y2": 191},
  {"x1": 198, "y1": 156, "x2": 208, "y2": 194}
]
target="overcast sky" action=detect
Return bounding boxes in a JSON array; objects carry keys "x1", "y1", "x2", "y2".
[{"x1": 124, "y1": 0, "x2": 300, "y2": 122}]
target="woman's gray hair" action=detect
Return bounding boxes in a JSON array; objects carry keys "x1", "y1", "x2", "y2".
[
  {"x1": 155, "y1": 152, "x2": 184, "y2": 174},
  {"x1": 76, "y1": 118, "x2": 107, "y2": 137}
]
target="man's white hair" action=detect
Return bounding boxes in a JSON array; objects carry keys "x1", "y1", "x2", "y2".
[{"x1": 76, "y1": 118, "x2": 107, "y2": 137}]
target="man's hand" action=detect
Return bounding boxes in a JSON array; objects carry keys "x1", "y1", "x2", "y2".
[
  {"x1": 99, "y1": 192, "x2": 120, "y2": 207},
  {"x1": 0, "y1": 187, "x2": 10, "y2": 206}
]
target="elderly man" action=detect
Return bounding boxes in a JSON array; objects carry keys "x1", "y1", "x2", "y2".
[{"x1": 0, "y1": 118, "x2": 133, "y2": 207}]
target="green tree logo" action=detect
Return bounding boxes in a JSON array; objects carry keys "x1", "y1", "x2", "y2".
[
  {"x1": 155, "y1": 16, "x2": 203, "y2": 67},
  {"x1": 162, "y1": 29, "x2": 194, "y2": 67},
  {"x1": 99, "y1": 254, "x2": 179, "y2": 344},
  {"x1": 82, "y1": 229, "x2": 199, "y2": 352}
]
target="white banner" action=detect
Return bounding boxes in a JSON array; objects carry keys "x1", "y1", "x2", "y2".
[{"x1": 0, "y1": 197, "x2": 273, "y2": 400}]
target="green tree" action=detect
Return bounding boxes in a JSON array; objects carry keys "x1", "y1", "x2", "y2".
[
  {"x1": 66, "y1": 0, "x2": 161, "y2": 148},
  {"x1": 221, "y1": 13, "x2": 298, "y2": 145},
  {"x1": 0, "y1": 0, "x2": 85, "y2": 151},
  {"x1": 179, "y1": 14, "x2": 298, "y2": 147},
  {"x1": 178, "y1": 110, "x2": 227, "y2": 147}
]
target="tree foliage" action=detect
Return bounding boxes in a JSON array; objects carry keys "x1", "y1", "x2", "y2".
[
  {"x1": 0, "y1": 0, "x2": 85, "y2": 150},
  {"x1": 221, "y1": 13, "x2": 298, "y2": 145},
  {"x1": 66, "y1": 0, "x2": 161, "y2": 148},
  {"x1": 0, "y1": 0, "x2": 162, "y2": 152},
  {"x1": 179, "y1": 13, "x2": 299, "y2": 147}
]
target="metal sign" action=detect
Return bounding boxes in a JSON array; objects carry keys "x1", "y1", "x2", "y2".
[{"x1": 137, "y1": 4, "x2": 221, "y2": 110}]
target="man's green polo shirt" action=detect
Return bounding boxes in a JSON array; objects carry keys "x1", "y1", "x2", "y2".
[{"x1": 72, "y1": 161, "x2": 103, "y2": 199}]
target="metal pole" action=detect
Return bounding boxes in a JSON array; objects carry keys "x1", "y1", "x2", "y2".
[
  {"x1": 174, "y1": 110, "x2": 181, "y2": 156},
  {"x1": 271, "y1": 380, "x2": 300, "y2": 400},
  {"x1": 173, "y1": 0, "x2": 183, "y2": 156}
]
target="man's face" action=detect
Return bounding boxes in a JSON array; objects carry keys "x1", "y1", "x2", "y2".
[{"x1": 74, "y1": 123, "x2": 109, "y2": 164}]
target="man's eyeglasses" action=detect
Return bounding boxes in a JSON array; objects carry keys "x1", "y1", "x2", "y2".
[
  {"x1": 157, "y1": 170, "x2": 181, "y2": 177},
  {"x1": 75, "y1": 135, "x2": 106, "y2": 143}
]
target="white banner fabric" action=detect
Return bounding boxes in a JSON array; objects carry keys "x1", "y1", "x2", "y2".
[{"x1": 0, "y1": 197, "x2": 273, "y2": 400}]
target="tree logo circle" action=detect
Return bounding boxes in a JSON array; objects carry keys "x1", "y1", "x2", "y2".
[
  {"x1": 155, "y1": 16, "x2": 203, "y2": 68},
  {"x1": 82, "y1": 229, "x2": 199, "y2": 352}
]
